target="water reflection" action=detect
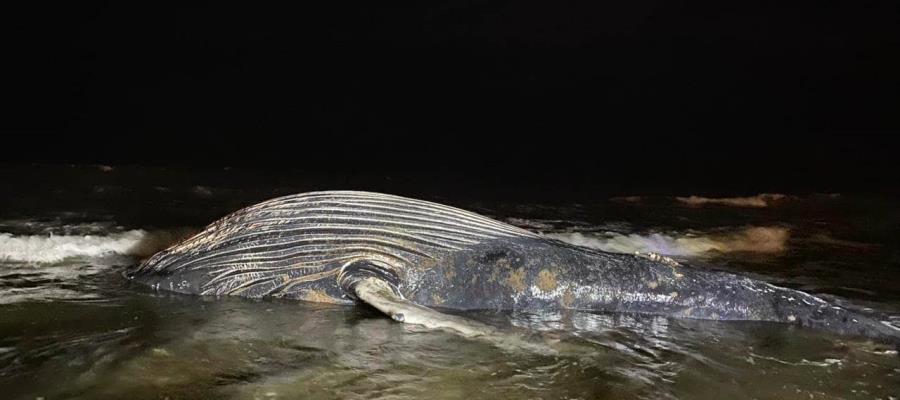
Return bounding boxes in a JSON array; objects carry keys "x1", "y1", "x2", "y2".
[{"x1": 1, "y1": 267, "x2": 898, "y2": 400}]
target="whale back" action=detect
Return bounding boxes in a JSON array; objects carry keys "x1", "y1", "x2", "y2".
[{"x1": 130, "y1": 191, "x2": 537, "y2": 300}]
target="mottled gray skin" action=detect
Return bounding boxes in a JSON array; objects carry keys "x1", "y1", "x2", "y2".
[
  {"x1": 407, "y1": 237, "x2": 898, "y2": 341},
  {"x1": 134, "y1": 234, "x2": 900, "y2": 342},
  {"x1": 129, "y1": 191, "x2": 899, "y2": 343}
]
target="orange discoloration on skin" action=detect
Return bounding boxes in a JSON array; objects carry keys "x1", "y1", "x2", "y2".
[
  {"x1": 300, "y1": 289, "x2": 341, "y2": 304},
  {"x1": 537, "y1": 269, "x2": 558, "y2": 292},
  {"x1": 506, "y1": 268, "x2": 527, "y2": 293},
  {"x1": 417, "y1": 257, "x2": 438, "y2": 271},
  {"x1": 487, "y1": 256, "x2": 513, "y2": 283},
  {"x1": 444, "y1": 265, "x2": 457, "y2": 281}
]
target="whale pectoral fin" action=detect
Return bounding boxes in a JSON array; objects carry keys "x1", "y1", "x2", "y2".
[
  {"x1": 350, "y1": 276, "x2": 496, "y2": 338},
  {"x1": 337, "y1": 260, "x2": 496, "y2": 337}
]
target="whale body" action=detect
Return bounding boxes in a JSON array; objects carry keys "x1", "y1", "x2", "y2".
[{"x1": 129, "y1": 191, "x2": 899, "y2": 341}]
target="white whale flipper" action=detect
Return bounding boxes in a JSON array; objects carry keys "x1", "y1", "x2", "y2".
[
  {"x1": 352, "y1": 277, "x2": 563, "y2": 354},
  {"x1": 352, "y1": 277, "x2": 497, "y2": 338}
]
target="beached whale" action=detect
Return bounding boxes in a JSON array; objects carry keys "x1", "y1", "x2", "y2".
[{"x1": 128, "y1": 191, "x2": 899, "y2": 341}]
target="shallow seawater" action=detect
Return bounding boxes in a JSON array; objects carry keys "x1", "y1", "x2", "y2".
[{"x1": 1, "y1": 165, "x2": 899, "y2": 400}]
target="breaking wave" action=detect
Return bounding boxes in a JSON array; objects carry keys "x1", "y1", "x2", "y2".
[
  {"x1": 610, "y1": 194, "x2": 800, "y2": 208},
  {"x1": 674, "y1": 194, "x2": 790, "y2": 208},
  {"x1": 546, "y1": 226, "x2": 790, "y2": 257},
  {"x1": 0, "y1": 229, "x2": 195, "y2": 263},
  {"x1": 1, "y1": 218, "x2": 790, "y2": 264}
]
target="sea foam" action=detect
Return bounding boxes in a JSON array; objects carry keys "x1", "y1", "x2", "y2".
[
  {"x1": 674, "y1": 194, "x2": 790, "y2": 208},
  {"x1": 546, "y1": 226, "x2": 789, "y2": 257},
  {"x1": 0, "y1": 229, "x2": 194, "y2": 263}
]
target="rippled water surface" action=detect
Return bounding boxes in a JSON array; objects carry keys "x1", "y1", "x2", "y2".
[{"x1": 1, "y1": 165, "x2": 899, "y2": 399}]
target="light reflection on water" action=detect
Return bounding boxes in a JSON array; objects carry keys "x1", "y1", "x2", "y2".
[{"x1": 1, "y1": 279, "x2": 898, "y2": 400}]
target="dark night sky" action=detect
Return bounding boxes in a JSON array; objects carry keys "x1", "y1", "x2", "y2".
[{"x1": 6, "y1": 1, "x2": 899, "y2": 194}]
